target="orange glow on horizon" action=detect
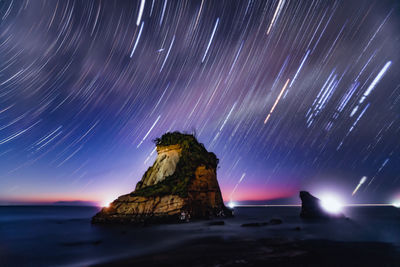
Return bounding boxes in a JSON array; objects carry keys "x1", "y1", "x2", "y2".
[
  {"x1": 1, "y1": 183, "x2": 298, "y2": 205},
  {"x1": 0, "y1": 189, "x2": 125, "y2": 206}
]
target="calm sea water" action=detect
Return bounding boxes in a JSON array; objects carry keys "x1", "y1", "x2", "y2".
[{"x1": 1, "y1": 205, "x2": 399, "y2": 266}]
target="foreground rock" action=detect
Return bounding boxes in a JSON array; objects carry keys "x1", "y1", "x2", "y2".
[
  {"x1": 299, "y1": 191, "x2": 343, "y2": 219},
  {"x1": 241, "y1": 218, "x2": 283, "y2": 227},
  {"x1": 241, "y1": 222, "x2": 269, "y2": 227},
  {"x1": 92, "y1": 132, "x2": 232, "y2": 224}
]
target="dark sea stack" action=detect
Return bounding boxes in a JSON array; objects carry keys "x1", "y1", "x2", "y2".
[
  {"x1": 92, "y1": 132, "x2": 232, "y2": 224},
  {"x1": 269, "y1": 218, "x2": 283, "y2": 225},
  {"x1": 299, "y1": 191, "x2": 330, "y2": 219}
]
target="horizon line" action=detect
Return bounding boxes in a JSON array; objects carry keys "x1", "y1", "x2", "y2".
[
  {"x1": 233, "y1": 204, "x2": 394, "y2": 207},
  {"x1": 0, "y1": 203, "x2": 395, "y2": 208}
]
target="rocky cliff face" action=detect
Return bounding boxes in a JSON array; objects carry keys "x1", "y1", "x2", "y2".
[
  {"x1": 92, "y1": 132, "x2": 232, "y2": 224},
  {"x1": 135, "y1": 144, "x2": 182, "y2": 190}
]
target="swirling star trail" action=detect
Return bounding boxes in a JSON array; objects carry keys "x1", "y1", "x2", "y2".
[{"x1": 0, "y1": 0, "x2": 399, "y2": 204}]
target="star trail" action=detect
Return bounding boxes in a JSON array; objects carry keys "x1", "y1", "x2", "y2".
[{"x1": 0, "y1": 0, "x2": 399, "y2": 204}]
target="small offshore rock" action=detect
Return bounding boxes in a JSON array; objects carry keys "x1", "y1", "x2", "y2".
[
  {"x1": 299, "y1": 191, "x2": 344, "y2": 219},
  {"x1": 208, "y1": 220, "x2": 225, "y2": 226},
  {"x1": 269, "y1": 218, "x2": 283, "y2": 225},
  {"x1": 241, "y1": 222, "x2": 269, "y2": 227}
]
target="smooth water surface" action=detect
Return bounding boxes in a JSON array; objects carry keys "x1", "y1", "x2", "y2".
[{"x1": 1, "y1": 206, "x2": 399, "y2": 266}]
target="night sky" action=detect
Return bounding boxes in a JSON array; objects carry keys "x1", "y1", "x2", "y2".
[{"x1": 0, "y1": 0, "x2": 399, "y2": 205}]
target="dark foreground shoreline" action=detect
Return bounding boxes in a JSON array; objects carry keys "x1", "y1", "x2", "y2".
[
  {"x1": 2, "y1": 206, "x2": 400, "y2": 266},
  {"x1": 94, "y1": 236, "x2": 400, "y2": 267}
]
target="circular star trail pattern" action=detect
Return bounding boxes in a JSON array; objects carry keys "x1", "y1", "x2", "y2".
[{"x1": 0, "y1": 0, "x2": 399, "y2": 204}]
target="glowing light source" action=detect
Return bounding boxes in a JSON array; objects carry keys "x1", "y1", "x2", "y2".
[
  {"x1": 101, "y1": 198, "x2": 114, "y2": 208},
  {"x1": 392, "y1": 201, "x2": 400, "y2": 208},
  {"x1": 320, "y1": 194, "x2": 343, "y2": 214},
  {"x1": 227, "y1": 201, "x2": 236, "y2": 209}
]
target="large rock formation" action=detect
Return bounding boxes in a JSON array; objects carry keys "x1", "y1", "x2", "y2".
[{"x1": 92, "y1": 132, "x2": 232, "y2": 224}]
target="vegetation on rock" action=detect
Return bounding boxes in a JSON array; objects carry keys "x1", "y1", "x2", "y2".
[{"x1": 132, "y1": 132, "x2": 218, "y2": 198}]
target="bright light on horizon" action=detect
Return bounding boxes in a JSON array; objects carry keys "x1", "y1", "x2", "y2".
[
  {"x1": 320, "y1": 194, "x2": 343, "y2": 214},
  {"x1": 101, "y1": 197, "x2": 115, "y2": 208},
  {"x1": 393, "y1": 201, "x2": 400, "y2": 208},
  {"x1": 227, "y1": 201, "x2": 236, "y2": 209}
]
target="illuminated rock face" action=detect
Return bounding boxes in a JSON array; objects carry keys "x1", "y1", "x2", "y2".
[
  {"x1": 92, "y1": 132, "x2": 232, "y2": 224},
  {"x1": 135, "y1": 144, "x2": 182, "y2": 189}
]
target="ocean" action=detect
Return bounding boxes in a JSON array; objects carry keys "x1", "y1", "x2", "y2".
[{"x1": 1, "y1": 205, "x2": 399, "y2": 266}]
